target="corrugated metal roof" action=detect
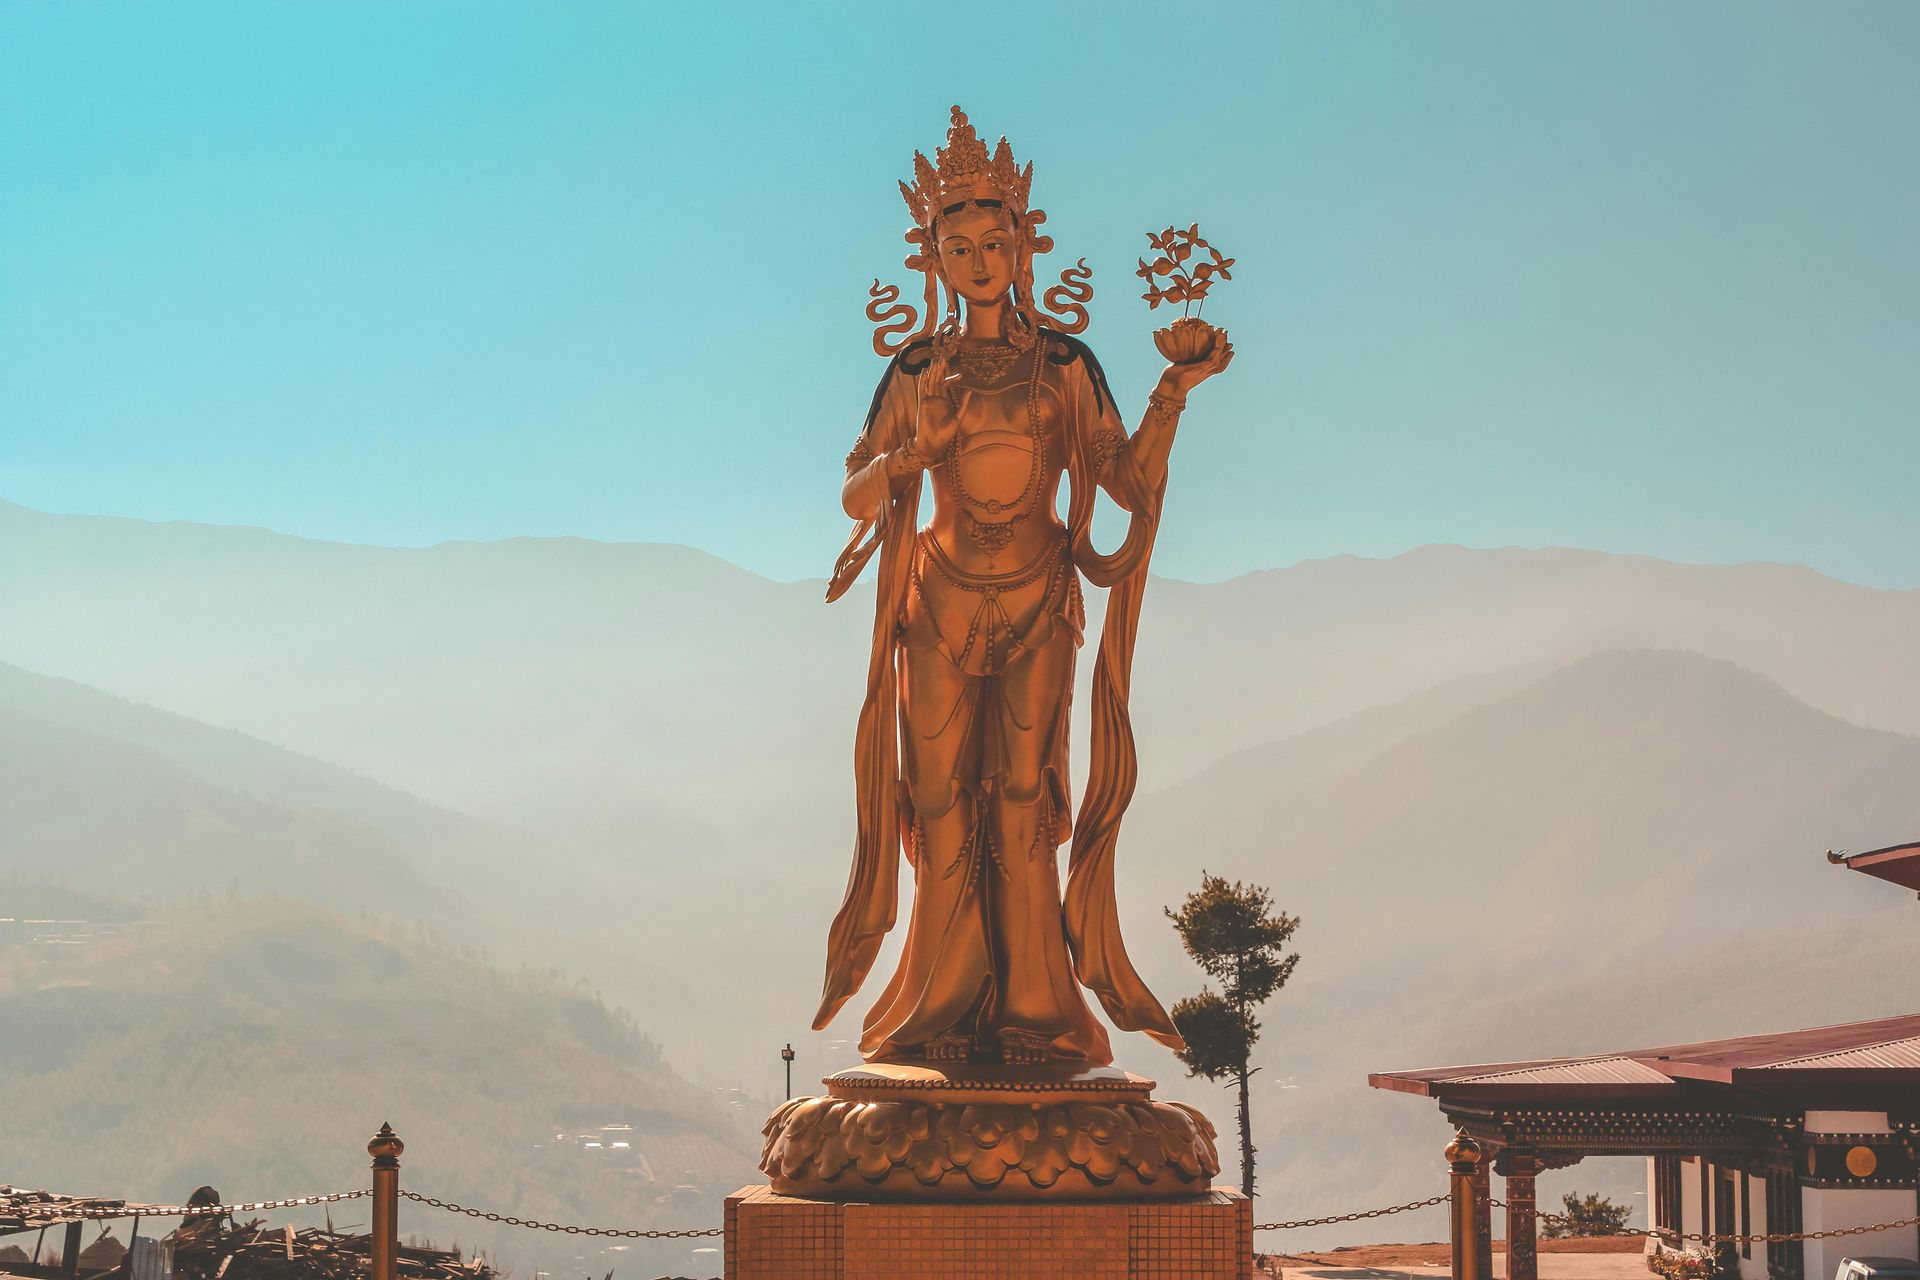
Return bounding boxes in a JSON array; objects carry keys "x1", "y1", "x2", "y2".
[
  {"x1": 1452, "y1": 1056, "x2": 1672, "y2": 1086},
  {"x1": 1765, "y1": 1034, "x2": 1920, "y2": 1071},
  {"x1": 1627, "y1": 1013, "x2": 1920, "y2": 1071}
]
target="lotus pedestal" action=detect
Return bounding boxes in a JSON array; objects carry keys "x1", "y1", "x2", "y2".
[{"x1": 727, "y1": 1062, "x2": 1250, "y2": 1279}]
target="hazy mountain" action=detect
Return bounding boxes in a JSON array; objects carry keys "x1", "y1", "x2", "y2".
[
  {"x1": 0, "y1": 661, "x2": 510, "y2": 856},
  {"x1": 0, "y1": 663, "x2": 728, "y2": 1063},
  {"x1": 0, "y1": 662, "x2": 505, "y2": 916},
  {"x1": 7, "y1": 500, "x2": 1920, "y2": 860},
  {"x1": 6, "y1": 500, "x2": 1919, "y2": 1243},
  {"x1": 1111, "y1": 648, "x2": 1920, "y2": 1236},
  {"x1": 1131, "y1": 545, "x2": 1920, "y2": 783},
  {"x1": 0, "y1": 499, "x2": 849, "y2": 863},
  {"x1": 1121, "y1": 648, "x2": 1920, "y2": 989},
  {"x1": 0, "y1": 889, "x2": 760, "y2": 1277}
]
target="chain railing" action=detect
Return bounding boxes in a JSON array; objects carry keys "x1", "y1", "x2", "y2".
[
  {"x1": 14, "y1": 1190, "x2": 371, "y2": 1222},
  {"x1": 1250, "y1": 1187, "x2": 1920, "y2": 1244},
  {"x1": 1482, "y1": 1194, "x2": 1920, "y2": 1247},
  {"x1": 22, "y1": 1177, "x2": 1919, "y2": 1247},
  {"x1": 396, "y1": 1191, "x2": 723, "y2": 1239},
  {"x1": 1253, "y1": 1193, "x2": 1451, "y2": 1232},
  {"x1": 20, "y1": 1125, "x2": 1920, "y2": 1277}
]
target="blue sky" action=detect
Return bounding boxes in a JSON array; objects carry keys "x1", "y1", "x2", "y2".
[{"x1": 2, "y1": 1, "x2": 1915, "y2": 585}]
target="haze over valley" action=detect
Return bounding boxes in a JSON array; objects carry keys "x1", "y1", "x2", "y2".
[{"x1": 5, "y1": 497, "x2": 1918, "y2": 1258}]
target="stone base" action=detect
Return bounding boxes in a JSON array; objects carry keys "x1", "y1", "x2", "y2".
[
  {"x1": 724, "y1": 1184, "x2": 1252, "y2": 1279},
  {"x1": 759, "y1": 1062, "x2": 1220, "y2": 1200}
]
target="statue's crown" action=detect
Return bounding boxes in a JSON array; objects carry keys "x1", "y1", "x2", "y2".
[{"x1": 900, "y1": 106, "x2": 1033, "y2": 229}]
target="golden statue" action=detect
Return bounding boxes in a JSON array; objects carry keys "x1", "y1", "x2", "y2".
[{"x1": 761, "y1": 107, "x2": 1231, "y2": 1201}]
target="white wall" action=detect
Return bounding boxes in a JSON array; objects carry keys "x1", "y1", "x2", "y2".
[
  {"x1": 1805, "y1": 1113, "x2": 1892, "y2": 1136},
  {"x1": 1801, "y1": 1186, "x2": 1920, "y2": 1280},
  {"x1": 1735, "y1": 1172, "x2": 1769, "y2": 1280},
  {"x1": 1683, "y1": 1157, "x2": 1702, "y2": 1241}
]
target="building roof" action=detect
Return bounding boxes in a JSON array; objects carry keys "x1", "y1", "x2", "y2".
[
  {"x1": 1830, "y1": 841, "x2": 1920, "y2": 894},
  {"x1": 1369, "y1": 1012, "x2": 1920, "y2": 1102}
]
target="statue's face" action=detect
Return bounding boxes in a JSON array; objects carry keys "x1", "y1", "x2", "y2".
[{"x1": 935, "y1": 205, "x2": 1018, "y2": 308}]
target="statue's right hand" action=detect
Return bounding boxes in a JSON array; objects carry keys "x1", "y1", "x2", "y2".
[{"x1": 912, "y1": 364, "x2": 962, "y2": 457}]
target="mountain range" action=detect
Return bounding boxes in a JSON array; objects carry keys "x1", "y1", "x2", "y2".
[{"x1": 4, "y1": 497, "x2": 1917, "y2": 1247}]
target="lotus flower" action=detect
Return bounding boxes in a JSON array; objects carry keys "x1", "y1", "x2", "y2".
[{"x1": 1154, "y1": 317, "x2": 1218, "y2": 365}]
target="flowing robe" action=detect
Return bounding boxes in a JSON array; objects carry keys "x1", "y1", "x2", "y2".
[{"x1": 815, "y1": 330, "x2": 1183, "y2": 1063}]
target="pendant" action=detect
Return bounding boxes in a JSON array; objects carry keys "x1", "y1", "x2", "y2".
[{"x1": 966, "y1": 515, "x2": 1019, "y2": 555}]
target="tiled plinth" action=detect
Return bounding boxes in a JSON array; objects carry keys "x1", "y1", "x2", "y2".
[{"x1": 724, "y1": 1184, "x2": 1251, "y2": 1279}]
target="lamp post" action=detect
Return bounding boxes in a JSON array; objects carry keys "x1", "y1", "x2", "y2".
[{"x1": 781, "y1": 1043, "x2": 796, "y2": 1100}]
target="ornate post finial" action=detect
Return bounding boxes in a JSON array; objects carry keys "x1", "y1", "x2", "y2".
[{"x1": 368, "y1": 1121, "x2": 404, "y2": 1162}]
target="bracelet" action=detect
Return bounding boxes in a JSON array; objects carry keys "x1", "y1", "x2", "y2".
[
  {"x1": 890, "y1": 441, "x2": 930, "y2": 476},
  {"x1": 1148, "y1": 392, "x2": 1187, "y2": 412}
]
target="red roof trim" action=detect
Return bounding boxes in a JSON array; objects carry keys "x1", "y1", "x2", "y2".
[{"x1": 1839, "y1": 842, "x2": 1920, "y2": 891}]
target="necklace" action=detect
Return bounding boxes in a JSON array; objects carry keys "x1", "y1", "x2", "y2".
[
  {"x1": 945, "y1": 345, "x2": 1046, "y2": 555},
  {"x1": 952, "y1": 339, "x2": 1020, "y2": 384}
]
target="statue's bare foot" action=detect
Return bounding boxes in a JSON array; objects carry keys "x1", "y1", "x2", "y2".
[
  {"x1": 925, "y1": 1031, "x2": 973, "y2": 1062},
  {"x1": 998, "y1": 1028, "x2": 1052, "y2": 1066}
]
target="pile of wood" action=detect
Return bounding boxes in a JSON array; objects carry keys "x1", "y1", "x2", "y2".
[
  {"x1": 169, "y1": 1220, "x2": 494, "y2": 1280},
  {"x1": 0, "y1": 1187, "x2": 494, "y2": 1280},
  {"x1": 2, "y1": 1186, "x2": 104, "y2": 1236}
]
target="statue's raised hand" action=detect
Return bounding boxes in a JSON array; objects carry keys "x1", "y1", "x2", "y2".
[{"x1": 909, "y1": 358, "x2": 964, "y2": 457}]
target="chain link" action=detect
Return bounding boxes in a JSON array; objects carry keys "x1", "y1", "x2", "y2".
[
  {"x1": 398, "y1": 1192, "x2": 723, "y2": 1239},
  {"x1": 16, "y1": 1191, "x2": 372, "y2": 1223},
  {"x1": 1255, "y1": 1193, "x2": 1451, "y2": 1231}
]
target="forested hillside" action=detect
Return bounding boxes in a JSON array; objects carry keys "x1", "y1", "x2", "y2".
[{"x1": 0, "y1": 887, "x2": 758, "y2": 1276}]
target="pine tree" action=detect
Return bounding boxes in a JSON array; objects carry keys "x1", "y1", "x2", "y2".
[
  {"x1": 1546, "y1": 1191, "x2": 1634, "y2": 1238},
  {"x1": 1165, "y1": 873, "x2": 1300, "y2": 1199}
]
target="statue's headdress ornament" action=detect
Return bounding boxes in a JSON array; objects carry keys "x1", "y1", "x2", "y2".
[
  {"x1": 899, "y1": 107, "x2": 1033, "y2": 228},
  {"x1": 866, "y1": 105, "x2": 1092, "y2": 356}
]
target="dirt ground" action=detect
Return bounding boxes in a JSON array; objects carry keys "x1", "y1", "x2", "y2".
[{"x1": 1264, "y1": 1236, "x2": 1648, "y2": 1280}]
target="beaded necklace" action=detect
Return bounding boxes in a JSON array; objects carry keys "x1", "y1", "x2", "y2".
[{"x1": 944, "y1": 343, "x2": 1046, "y2": 556}]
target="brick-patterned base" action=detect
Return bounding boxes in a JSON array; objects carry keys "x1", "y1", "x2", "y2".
[{"x1": 724, "y1": 1184, "x2": 1251, "y2": 1279}]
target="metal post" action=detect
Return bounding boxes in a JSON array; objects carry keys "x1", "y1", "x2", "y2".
[
  {"x1": 1472, "y1": 1160, "x2": 1494, "y2": 1280},
  {"x1": 781, "y1": 1043, "x2": 796, "y2": 1101},
  {"x1": 1447, "y1": 1131, "x2": 1484, "y2": 1280},
  {"x1": 369, "y1": 1123, "x2": 404, "y2": 1280},
  {"x1": 60, "y1": 1222, "x2": 82, "y2": 1280},
  {"x1": 1500, "y1": 1150, "x2": 1540, "y2": 1280}
]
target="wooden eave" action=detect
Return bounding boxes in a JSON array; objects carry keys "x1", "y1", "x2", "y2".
[
  {"x1": 1831, "y1": 840, "x2": 1920, "y2": 892},
  {"x1": 1365, "y1": 1072, "x2": 1676, "y2": 1102}
]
